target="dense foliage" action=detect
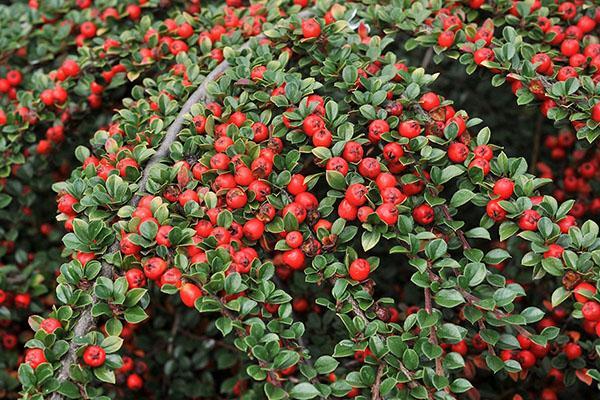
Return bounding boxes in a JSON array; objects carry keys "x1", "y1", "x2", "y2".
[{"x1": 0, "y1": 1, "x2": 599, "y2": 399}]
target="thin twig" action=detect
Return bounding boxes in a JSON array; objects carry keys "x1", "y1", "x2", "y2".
[{"x1": 371, "y1": 363, "x2": 385, "y2": 400}]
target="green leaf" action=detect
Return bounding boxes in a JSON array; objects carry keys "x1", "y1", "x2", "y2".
[
  {"x1": 361, "y1": 231, "x2": 381, "y2": 252},
  {"x1": 425, "y1": 239, "x2": 447, "y2": 261},
  {"x1": 314, "y1": 356, "x2": 339, "y2": 374},
  {"x1": 499, "y1": 222, "x2": 519, "y2": 241},
  {"x1": 435, "y1": 289, "x2": 465, "y2": 308},
  {"x1": 290, "y1": 382, "x2": 320, "y2": 399},
  {"x1": 94, "y1": 366, "x2": 115, "y2": 384},
  {"x1": 551, "y1": 287, "x2": 571, "y2": 308},
  {"x1": 124, "y1": 306, "x2": 148, "y2": 323},
  {"x1": 450, "y1": 189, "x2": 475, "y2": 208},
  {"x1": 326, "y1": 170, "x2": 346, "y2": 190},
  {"x1": 450, "y1": 378, "x2": 473, "y2": 393},
  {"x1": 402, "y1": 348, "x2": 419, "y2": 370}
]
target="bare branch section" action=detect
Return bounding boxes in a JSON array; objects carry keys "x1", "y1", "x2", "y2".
[{"x1": 51, "y1": 11, "x2": 314, "y2": 399}]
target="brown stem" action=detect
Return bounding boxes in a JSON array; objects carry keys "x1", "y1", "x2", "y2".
[
  {"x1": 371, "y1": 363, "x2": 385, "y2": 400},
  {"x1": 424, "y1": 286, "x2": 443, "y2": 376}
]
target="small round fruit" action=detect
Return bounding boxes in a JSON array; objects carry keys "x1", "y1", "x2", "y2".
[
  {"x1": 413, "y1": 204, "x2": 435, "y2": 225},
  {"x1": 582, "y1": 301, "x2": 600, "y2": 321},
  {"x1": 493, "y1": 178, "x2": 514, "y2": 200},
  {"x1": 83, "y1": 345, "x2": 106, "y2": 368},
  {"x1": 180, "y1": 283, "x2": 202, "y2": 307},
  {"x1": 349, "y1": 258, "x2": 370, "y2": 281},
  {"x1": 40, "y1": 318, "x2": 62, "y2": 333}
]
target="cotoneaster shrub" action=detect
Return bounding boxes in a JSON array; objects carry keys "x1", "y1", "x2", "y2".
[{"x1": 0, "y1": 0, "x2": 598, "y2": 399}]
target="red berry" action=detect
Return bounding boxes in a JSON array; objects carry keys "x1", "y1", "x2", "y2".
[
  {"x1": 451, "y1": 340, "x2": 468, "y2": 356},
  {"x1": 357, "y1": 157, "x2": 381, "y2": 179},
  {"x1": 243, "y1": 218, "x2": 264, "y2": 241},
  {"x1": 493, "y1": 178, "x2": 514, "y2": 200},
  {"x1": 126, "y1": 268, "x2": 146, "y2": 288},
  {"x1": 543, "y1": 244, "x2": 563, "y2": 259},
  {"x1": 518, "y1": 209, "x2": 541, "y2": 231},
  {"x1": 178, "y1": 23, "x2": 193, "y2": 38},
  {"x1": 127, "y1": 373, "x2": 144, "y2": 390},
  {"x1": 486, "y1": 199, "x2": 506, "y2": 222},
  {"x1": 516, "y1": 350, "x2": 536, "y2": 368},
  {"x1": 474, "y1": 48, "x2": 494, "y2": 65},
  {"x1": 179, "y1": 189, "x2": 199, "y2": 206},
  {"x1": 376, "y1": 203, "x2": 398, "y2": 225},
  {"x1": 301, "y1": 18, "x2": 321, "y2": 39},
  {"x1": 338, "y1": 199, "x2": 358, "y2": 221},
  {"x1": 368, "y1": 119, "x2": 389, "y2": 143},
  {"x1": 419, "y1": 92, "x2": 440, "y2": 111},
  {"x1": 345, "y1": 183, "x2": 368, "y2": 207},
  {"x1": 143, "y1": 257, "x2": 168, "y2": 280},
  {"x1": 349, "y1": 258, "x2": 370, "y2": 281},
  {"x1": 448, "y1": 142, "x2": 469, "y2": 163},
  {"x1": 283, "y1": 249, "x2": 305, "y2": 270},
  {"x1": 531, "y1": 53, "x2": 553, "y2": 75},
  {"x1": 342, "y1": 141, "x2": 364, "y2": 163},
  {"x1": 517, "y1": 334, "x2": 531, "y2": 350},
  {"x1": 40, "y1": 318, "x2": 62, "y2": 333},
  {"x1": 399, "y1": 120, "x2": 421, "y2": 138},
  {"x1": 25, "y1": 348, "x2": 46, "y2": 369},
  {"x1": 83, "y1": 345, "x2": 106, "y2": 368},
  {"x1": 79, "y1": 22, "x2": 97, "y2": 39},
  {"x1": 592, "y1": 102, "x2": 600, "y2": 122},
  {"x1": 557, "y1": 215, "x2": 576, "y2": 233},
  {"x1": 563, "y1": 342, "x2": 582, "y2": 360},
  {"x1": 326, "y1": 157, "x2": 349, "y2": 176},
  {"x1": 582, "y1": 301, "x2": 600, "y2": 321},
  {"x1": 180, "y1": 283, "x2": 202, "y2": 307},
  {"x1": 413, "y1": 204, "x2": 434, "y2": 225},
  {"x1": 285, "y1": 231, "x2": 303, "y2": 248},
  {"x1": 437, "y1": 30, "x2": 455, "y2": 47}
]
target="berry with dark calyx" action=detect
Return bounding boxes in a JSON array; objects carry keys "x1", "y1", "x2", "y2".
[
  {"x1": 399, "y1": 120, "x2": 421, "y2": 138},
  {"x1": 376, "y1": 203, "x2": 398, "y2": 225},
  {"x1": 413, "y1": 204, "x2": 435, "y2": 225},
  {"x1": 486, "y1": 199, "x2": 506, "y2": 222},
  {"x1": 83, "y1": 345, "x2": 106, "y2": 368},
  {"x1": 448, "y1": 142, "x2": 469, "y2": 163},
  {"x1": 368, "y1": 119, "x2": 389, "y2": 143},
  {"x1": 518, "y1": 209, "x2": 541, "y2": 231},
  {"x1": 345, "y1": 183, "x2": 368, "y2": 207},
  {"x1": 143, "y1": 257, "x2": 168, "y2": 280}
]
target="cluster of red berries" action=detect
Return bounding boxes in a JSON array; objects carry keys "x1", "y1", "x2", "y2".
[
  {"x1": 433, "y1": 0, "x2": 600, "y2": 130},
  {"x1": 537, "y1": 131, "x2": 600, "y2": 217}
]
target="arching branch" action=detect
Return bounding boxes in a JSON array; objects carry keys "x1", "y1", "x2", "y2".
[{"x1": 51, "y1": 11, "x2": 314, "y2": 399}]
